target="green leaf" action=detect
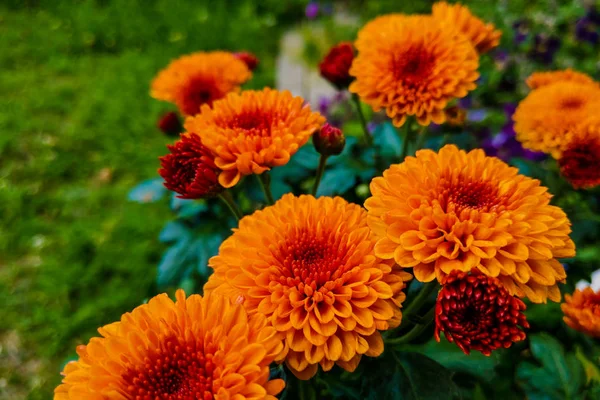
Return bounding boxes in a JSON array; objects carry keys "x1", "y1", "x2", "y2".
[
  {"x1": 576, "y1": 347, "x2": 600, "y2": 385},
  {"x1": 516, "y1": 333, "x2": 586, "y2": 400},
  {"x1": 418, "y1": 338, "x2": 500, "y2": 383},
  {"x1": 393, "y1": 351, "x2": 461, "y2": 400}
]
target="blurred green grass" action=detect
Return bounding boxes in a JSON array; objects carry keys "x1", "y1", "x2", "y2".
[{"x1": 0, "y1": 1, "x2": 304, "y2": 397}]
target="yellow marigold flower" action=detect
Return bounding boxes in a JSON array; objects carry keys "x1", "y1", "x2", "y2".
[
  {"x1": 204, "y1": 194, "x2": 411, "y2": 380},
  {"x1": 526, "y1": 69, "x2": 597, "y2": 90},
  {"x1": 432, "y1": 1, "x2": 502, "y2": 53},
  {"x1": 151, "y1": 51, "x2": 251, "y2": 116},
  {"x1": 54, "y1": 291, "x2": 285, "y2": 400},
  {"x1": 562, "y1": 287, "x2": 600, "y2": 338},
  {"x1": 185, "y1": 88, "x2": 325, "y2": 188},
  {"x1": 513, "y1": 81, "x2": 600, "y2": 157},
  {"x1": 365, "y1": 145, "x2": 575, "y2": 303},
  {"x1": 349, "y1": 15, "x2": 479, "y2": 127}
]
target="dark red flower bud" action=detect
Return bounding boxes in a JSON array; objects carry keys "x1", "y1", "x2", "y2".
[
  {"x1": 157, "y1": 111, "x2": 183, "y2": 137},
  {"x1": 558, "y1": 139, "x2": 600, "y2": 189},
  {"x1": 313, "y1": 124, "x2": 346, "y2": 156},
  {"x1": 319, "y1": 42, "x2": 355, "y2": 90},
  {"x1": 435, "y1": 270, "x2": 529, "y2": 356},
  {"x1": 159, "y1": 134, "x2": 223, "y2": 199},
  {"x1": 234, "y1": 51, "x2": 259, "y2": 71}
]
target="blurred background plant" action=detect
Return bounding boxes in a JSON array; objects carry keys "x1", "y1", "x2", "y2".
[{"x1": 1, "y1": 0, "x2": 599, "y2": 398}]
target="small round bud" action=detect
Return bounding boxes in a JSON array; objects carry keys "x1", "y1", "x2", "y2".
[
  {"x1": 157, "y1": 111, "x2": 183, "y2": 137},
  {"x1": 319, "y1": 42, "x2": 355, "y2": 90},
  {"x1": 313, "y1": 124, "x2": 346, "y2": 156},
  {"x1": 444, "y1": 106, "x2": 467, "y2": 127},
  {"x1": 234, "y1": 51, "x2": 259, "y2": 71}
]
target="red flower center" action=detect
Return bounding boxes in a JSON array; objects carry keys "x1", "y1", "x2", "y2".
[
  {"x1": 123, "y1": 337, "x2": 215, "y2": 400},
  {"x1": 180, "y1": 78, "x2": 223, "y2": 115},
  {"x1": 392, "y1": 45, "x2": 435, "y2": 84},
  {"x1": 560, "y1": 96, "x2": 584, "y2": 110},
  {"x1": 232, "y1": 110, "x2": 274, "y2": 136},
  {"x1": 273, "y1": 229, "x2": 349, "y2": 289}
]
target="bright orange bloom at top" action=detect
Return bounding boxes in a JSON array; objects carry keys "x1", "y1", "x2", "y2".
[
  {"x1": 55, "y1": 291, "x2": 285, "y2": 400},
  {"x1": 562, "y1": 287, "x2": 600, "y2": 338},
  {"x1": 432, "y1": 1, "x2": 502, "y2": 53},
  {"x1": 350, "y1": 15, "x2": 479, "y2": 127},
  {"x1": 365, "y1": 145, "x2": 575, "y2": 303},
  {"x1": 513, "y1": 81, "x2": 600, "y2": 157},
  {"x1": 185, "y1": 88, "x2": 325, "y2": 188},
  {"x1": 526, "y1": 69, "x2": 597, "y2": 90},
  {"x1": 204, "y1": 194, "x2": 411, "y2": 379},
  {"x1": 151, "y1": 51, "x2": 252, "y2": 116}
]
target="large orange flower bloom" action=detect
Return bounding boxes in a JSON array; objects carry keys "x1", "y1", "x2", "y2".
[
  {"x1": 526, "y1": 69, "x2": 597, "y2": 90},
  {"x1": 185, "y1": 89, "x2": 325, "y2": 188},
  {"x1": 513, "y1": 81, "x2": 600, "y2": 157},
  {"x1": 365, "y1": 145, "x2": 575, "y2": 303},
  {"x1": 151, "y1": 51, "x2": 251, "y2": 116},
  {"x1": 204, "y1": 194, "x2": 411, "y2": 379},
  {"x1": 432, "y1": 1, "x2": 502, "y2": 53},
  {"x1": 349, "y1": 15, "x2": 479, "y2": 127},
  {"x1": 55, "y1": 291, "x2": 285, "y2": 400},
  {"x1": 562, "y1": 287, "x2": 600, "y2": 338}
]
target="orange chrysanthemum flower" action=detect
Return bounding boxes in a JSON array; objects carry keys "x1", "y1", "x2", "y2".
[
  {"x1": 185, "y1": 89, "x2": 325, "y2": 188},
  {"x1": 151, "y1": 51, "x2": 252, "y2": 116},
  {"x1": 513, "y1": 81, "x2": 600, "y2": 157},
  {"x1": 562, "y1": 287, "x2": 600, "y2": 338},
  {"x1": 365, "y1": 145, "x2": 575, "y2": 303},
  {"x1": 349, "y1": 15, "x2": 479, "y2": 127},
  {"x1": 558, "y1": 118, "x2": 600, "y2": 189},
  {"x1": 204, "y1": 194, "x2": 411, "y2": 379},
  {"x1": 55, "y1": 291, "x2": 285, "y2": 400},
  {"x1": 432, "y1": 1, "x2": 502, "y2": 53},
  {"x1": 526, "y1": 69, "x2": 597, "y2": 90}
]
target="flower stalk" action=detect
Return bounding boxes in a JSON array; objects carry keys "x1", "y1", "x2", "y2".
[
  {"x1": 352, "y1": 93, "x2": 373, "y2": 146},
  {"x1": 218, "y1": 191, "x2": 243, "y2": 220},
  {"x1": 257, "y1": 172, "x2": 275, "y2": 205},
  {"x1": 312, "y1": 155, "x2": 328, "y2": 196}
]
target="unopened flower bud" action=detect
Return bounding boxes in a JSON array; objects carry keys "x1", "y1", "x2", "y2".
[
  {"x1": 319, "y1": 42, "x2": 355, "y2": 90},
  {"x1": 313, "y1": 124, "x2": 346, "y2": 156},
  {"x1": 157, "y1": 111, "x2": 183, "y2": 137},
  {"x1": 234, "y1": 51, "x2": 259, "y2": 71}
]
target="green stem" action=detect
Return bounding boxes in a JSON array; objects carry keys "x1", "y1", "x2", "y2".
[
  {"x1": 401, "y1": 281, "x2": 439, "y2": 327},
  {"x1": 414, "y1": 125, "x2": 427, "y2": 151},
  {"x1": 256, "y1": 173, "x2": 275, "y2": 205},
  {"x1": 386, "y1": 307, "x2": 435, "y2": 345},
  {"x1": 218, "y1": 191, "x2": 243, "y2": 220},
  {"x1": 311, "y1": 155, "x2": 328, "y2": 196},
  {"x1": 352, "y1": 93, "x2": 373, "y2": 146},
  {"x1": 399, "y1": 121, "x2": 413, "y2": 162}
]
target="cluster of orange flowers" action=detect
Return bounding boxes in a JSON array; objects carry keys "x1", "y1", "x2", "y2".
[
  {"x1": 349, "y1": 2, "x2": 500, "y2": 127},
  {"x1": 514, "y1": 69, "x2": 600, "y2": 188},
  {"x1": 54, "y1": 2, "x2": 598, "y2": 399}
]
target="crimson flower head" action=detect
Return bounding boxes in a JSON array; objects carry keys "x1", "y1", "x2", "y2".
[
  {"x1": 313, "y1": 123, "x2": 345, "y2": 156},
  {"x1": 435, "y1": 270, "x2": 530, "y2": 356},
  {"x1": 234, "y1": 51, "x2": 259, "y2": 71},
  {"x1": 159, "y1": 134, "x2": 223, "y2": 199},
  {"x1": 157, "y1": 111, "x2": 183, "y2": 137},
  {"x1": 319, "y1": 42, "x2": 355, "y2": 90}
]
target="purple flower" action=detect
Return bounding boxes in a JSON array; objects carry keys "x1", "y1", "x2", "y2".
[
  {"x1": 481, "y1": 104, "x2": 546, "y2": 162},
  {"x1": 512, "y1": 20, "x2": 529, "y2": 44},
  {"x1": 305, "y1": 2, "x2": 319, "y2": 19},
  {"x1": 575, "y1": 10, "x2": 599, "y2": 45},
  {"x1": 529, "y1": 34, "x2": 561, "y2": 64}
]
